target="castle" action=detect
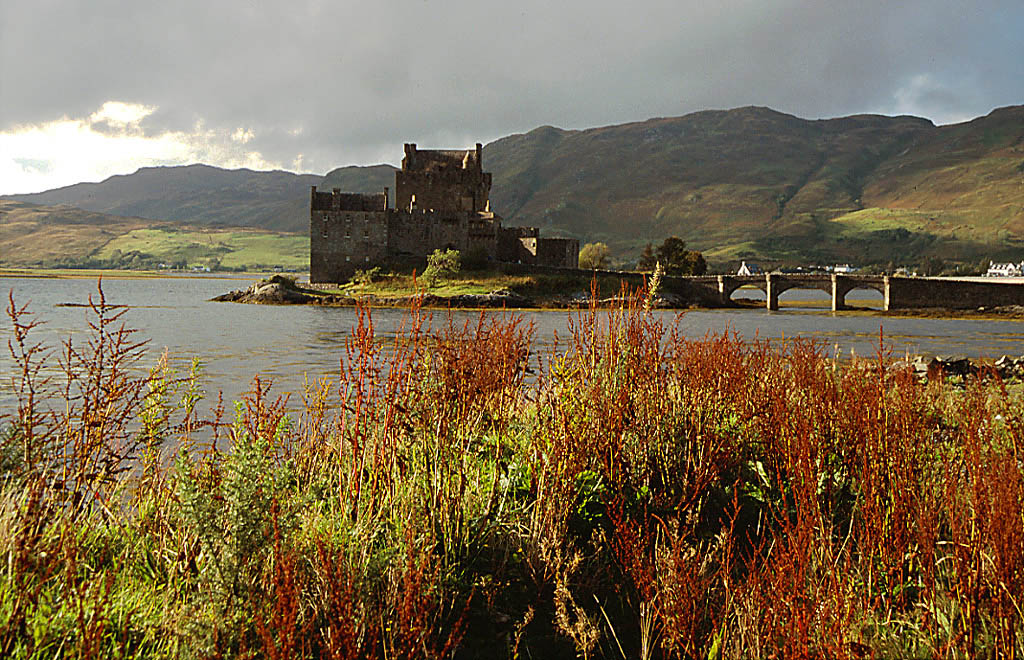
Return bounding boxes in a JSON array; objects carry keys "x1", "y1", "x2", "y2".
[{"x1": 310, "y1": 143, "x2": 578, "y2": 283}]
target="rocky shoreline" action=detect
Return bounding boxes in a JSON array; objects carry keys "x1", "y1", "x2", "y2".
[{"x1": 893, "y1": 354, "x2": 1024, "y2": 382}]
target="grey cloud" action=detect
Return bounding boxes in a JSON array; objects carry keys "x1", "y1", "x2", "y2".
[{"x1": 2, "y1": 0, "x2": 1021, "y2": 175}]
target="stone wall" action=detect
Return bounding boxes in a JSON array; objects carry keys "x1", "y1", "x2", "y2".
[
  {"x1": 536, "y1": 238, "x2": 580, "y2": 268},
  {"x1": 387, "y1": 210, "x2": 499, "y2": 260},
  {"x1": 313, "y1": 144, "x2": 579, "y2": 281},
  {"x1": 497, "y1": 226, "x2": 539, "y2": 263},
  {"x1": 886, "y1": 276, "x2": 1024, "y2": 309},
  {"x1": 395, "y1": 143, "x2": 491, "y2": 213},
  {"x1": 310, "y1": 187, "x2": 390, "y2": 282}
]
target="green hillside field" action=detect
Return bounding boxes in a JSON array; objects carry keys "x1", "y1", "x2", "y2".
[
  {"x1": 94, "y1": 228, "x2": 309, "y2": 270},
  {"x1": 0, "y1": 200, "x2": 307, "y2": 271}
]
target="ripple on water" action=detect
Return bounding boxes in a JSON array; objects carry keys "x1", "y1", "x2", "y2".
[{"x1": 4, "y1": 275, "x2": 1024, "y2": 414}]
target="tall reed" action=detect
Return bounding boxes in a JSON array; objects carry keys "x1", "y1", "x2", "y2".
[{"x1": 1, "y1": 280, "x2": 1022, "y2": 658}]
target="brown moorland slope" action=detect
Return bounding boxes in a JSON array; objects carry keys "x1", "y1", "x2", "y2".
[
  {"x1": 4, "y1": 164, "x2": 322, "y2": 233},
  {"x1": 485, "y1": 105, "x2": 1024, "y2": 265},
  {"x1": 0, "y1": 200, "x2": 150, "y2": 265}
]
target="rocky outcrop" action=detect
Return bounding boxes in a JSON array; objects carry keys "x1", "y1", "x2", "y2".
[
  {"x1": 212, "y1": 276, "x2": 318, "y2": 304},
  {"x1": 892, "y1": 354, "x2": 1024, "y2": 381}
]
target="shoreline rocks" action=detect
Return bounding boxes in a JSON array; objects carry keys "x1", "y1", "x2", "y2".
[{"x1": 892, "y1": 354, "x2": 1024, "y2": 381}]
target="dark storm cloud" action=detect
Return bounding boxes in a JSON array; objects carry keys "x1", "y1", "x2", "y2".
[{"x1": 2, "y1": 0, "x2": 1021, "y2": 174}]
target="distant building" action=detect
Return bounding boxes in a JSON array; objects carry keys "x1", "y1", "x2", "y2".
[
  {"x1": 832, "y1": 264, "x2": 856, "y2": 274},
  {"x1": 987, "y1": 261, "x2": 1024, "y2": 277},
  {"x1": 737, "y1": 261, "x2": 762, "y2": 276},
  {"x1": 310, "y1": 144, "x2": 579, "y2": 283}
]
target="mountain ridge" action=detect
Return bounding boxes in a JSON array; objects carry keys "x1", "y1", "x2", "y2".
[{"x1": 5, "y1": 104, "x2": 1023, "y2": 267}]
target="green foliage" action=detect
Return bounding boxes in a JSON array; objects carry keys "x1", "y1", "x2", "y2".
[
  {"x1": 578, "y1": 242, "x2": 610, "y2": 269},
  {"x1": 174, "y1": 405, "x2": 297, "y2": 652},
  {"x1": 655, "y1": 236, "x2": 707, "y2": 275},
  {"x1": 422, "y1": 248, "x2": 461, "y2": 286},
  {"x1": 919, "y1": 255, "x2": 945, "y2": 277},
  {"x1": 351, "y1": 265, "x2": 383, "y2": 285},
  {"x1": 4, "y1": 288, "x2": 1024, "y2": 658}
]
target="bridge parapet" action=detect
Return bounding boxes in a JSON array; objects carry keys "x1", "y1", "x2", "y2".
[{"x1": 885, "y1": 276, "x2": 1024, "y2": 310}]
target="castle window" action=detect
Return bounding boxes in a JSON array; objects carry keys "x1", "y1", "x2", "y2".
[
  {"x1": 345, "y1": 256, "x2": 351, "y2": 262},
  {"x1": 364, "y1": 256, "x2": 370, "y2": 262}
]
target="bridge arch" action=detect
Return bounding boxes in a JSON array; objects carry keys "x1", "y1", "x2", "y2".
[
  {"x1": 832, "y1": 276, "x2": 886, "y2": 311},
  {"x1": 714, "y1": 273, "x2": 888, "y2": 310}
]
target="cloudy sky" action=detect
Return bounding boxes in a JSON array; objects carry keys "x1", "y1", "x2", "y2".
[{"x1": 1, "y1": 0, "x2": 1021, "y2": 194}]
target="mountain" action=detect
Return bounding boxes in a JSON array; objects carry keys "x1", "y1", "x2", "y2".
[
  {"x1": 1, "y1": 199, "x2": 149, "y2": 266},
  {"x1": 5, "y1": 164, "x2": 322, "y2": 233},
  {"x1": 318, "y1": 164, "x2": 398, "y2": 202},
  {"x1": 482, "y1": 105, "x2": 1024, "y2": 265},
  {"x1": 5, "y1": 106, "x2": 1024, "y2": 267}
]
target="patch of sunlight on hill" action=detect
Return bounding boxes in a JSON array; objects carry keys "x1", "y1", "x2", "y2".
[
  {"x1": 97, "y1": 228, "x2": 308, "y2": 269},
  {"x1": 828, "y1": 208, "x2": 932, "y2": 237}
]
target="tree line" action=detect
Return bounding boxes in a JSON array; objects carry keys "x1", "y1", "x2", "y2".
[{"x1": 579, "y1": 236, "x2": 707, "y2": 275}]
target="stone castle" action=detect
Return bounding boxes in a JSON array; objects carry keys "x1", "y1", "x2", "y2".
[{"x1": 310, "y1": 143, "x2": 578, "y2": 282}]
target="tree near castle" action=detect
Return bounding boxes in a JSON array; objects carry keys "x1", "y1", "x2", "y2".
[
  {"x1": 578, "y1": 242, "x2": 611, "y2": 270},
  {"x1": 641, "y1": 236, "x2": 707, "y2": 275}
]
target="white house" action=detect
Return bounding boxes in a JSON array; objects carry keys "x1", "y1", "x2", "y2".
[
  {"x1": 737, "y1": 261, "x2": 762, "y2": 276},
  {"x1": 987, "y1": 261, "x2": 1024, "y2": 277}
]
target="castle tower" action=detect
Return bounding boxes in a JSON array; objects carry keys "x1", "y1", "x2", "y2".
[{"x1": 394, "y1": 143, "x2": 491, "y2": 214}]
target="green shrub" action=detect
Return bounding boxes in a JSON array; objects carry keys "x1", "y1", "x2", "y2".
[
  {"x1": 174, "y1": 406, "x2": 297, "y2": 653},
  {"x1": 422, "y1": 248, "x2": 461, "y2": 286},
  {"x1": 351, "y1": 266, "x2": 383, "y2": 286}
]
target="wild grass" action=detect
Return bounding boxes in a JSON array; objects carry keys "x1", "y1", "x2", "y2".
[
  {"x1": 2, "y1": 281, "x2": 1023, "y2": 658},
  {"x1": 331, "y1": 269, "x2": 645, "y2": 302}
]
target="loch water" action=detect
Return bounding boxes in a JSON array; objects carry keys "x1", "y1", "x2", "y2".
[{"x1": 4, "y1": 274, "x2": 1024, "y2": 413}]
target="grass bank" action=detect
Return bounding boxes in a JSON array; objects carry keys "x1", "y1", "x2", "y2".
[
  {"x1": 324, "y1": 267, "x2": 666, "y2": 304},
  {"x1": 2, "y1": 284, "x2": 1023, "y2": 658}
]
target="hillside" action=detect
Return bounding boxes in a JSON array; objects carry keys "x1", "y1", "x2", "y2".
[
  {"x1": 0, "y1": 200, "x2": 307, "y2": 270},
  {"x1": 483, "y1": 106, "x2": 1024, "y2": 264},
  {"x1": 5, "y1": 106, "x2": 1024, "y2": 268},
  {"x1": 5, "y1": 165, "x2": 322, "y2": 233},
  {"x1": 317, "y1": 164, "x2": 398, "y2": 204}
]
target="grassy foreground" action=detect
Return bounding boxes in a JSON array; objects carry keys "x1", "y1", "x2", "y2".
[{"x1": 2, "y1": 285, "x2": 1023, "y2": 658}]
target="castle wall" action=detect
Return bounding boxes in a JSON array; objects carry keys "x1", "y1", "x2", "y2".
[
  {"x1": 498, "y1": 226, "x2": 539, "y2": 263},
  {"x1": 537, "y1": 238, "x2": 580, "y2": 268},
  {"x1": 312, "y1": 145, "x2": 576, "y2": 281},
  {"x1": 310, "y1": 187, "x2": 389, "y2": 282},
  {"x1": 388, "y1": 211, "x2": 499, "y2": 261}
]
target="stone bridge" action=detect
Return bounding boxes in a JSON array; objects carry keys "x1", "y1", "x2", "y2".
[
  {"x1": 498, "y1": 263, "x2": 1024, "y2": 311},
  {"x1": 684, "y1": 274, "x2": 1024, "y2": 311}
]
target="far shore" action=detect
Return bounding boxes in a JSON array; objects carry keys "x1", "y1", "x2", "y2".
[{"x1": 0, "y1": 267, "x2": 308, "y2": 280}]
